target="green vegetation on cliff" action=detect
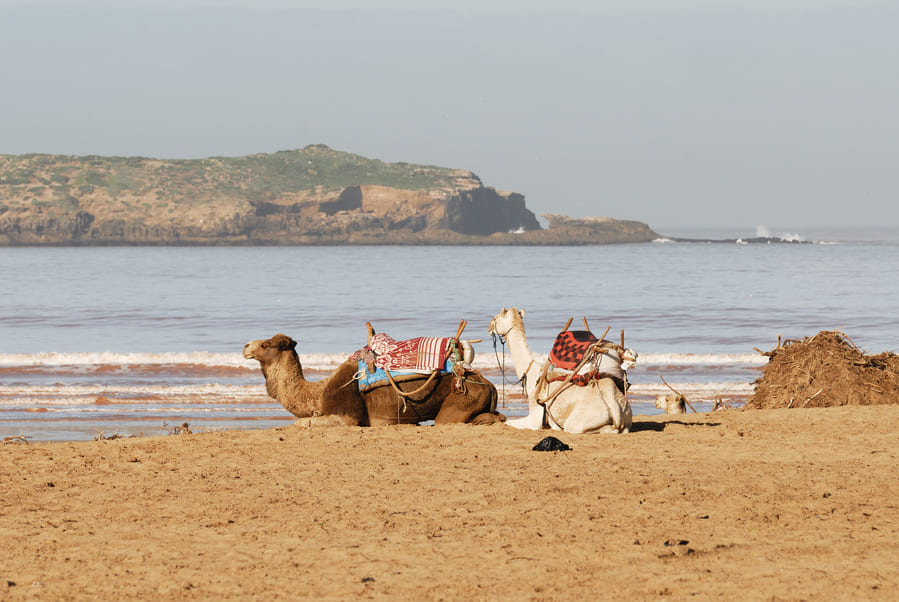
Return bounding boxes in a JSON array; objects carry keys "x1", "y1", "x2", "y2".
[
  {"x1": 1, "y1": 145, "x2": 472, "y2": 207},
  {"x1": 211, "y1": 145, "x2": 474, "y2": 196}
]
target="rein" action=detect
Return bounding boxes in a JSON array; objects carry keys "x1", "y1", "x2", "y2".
[
  {"x1": 383, "y1": 367, "x2": 440, "y2": 401},
  {"x1": 491, "y1": 332, "x2": 530, "y2": 407}
]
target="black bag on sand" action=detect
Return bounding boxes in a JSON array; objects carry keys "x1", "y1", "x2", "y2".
[{"x1": 532, "y1": 436, "x2": 571, "y2": 452}]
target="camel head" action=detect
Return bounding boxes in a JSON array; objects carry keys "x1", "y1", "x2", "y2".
[
  {"x1": 243, "y1": 333, "x2": 298, "y2": 367},
  {"x1": 655, "y1": 393, "x2": 686, "y2": 414},
  {"x1": 488, "y1": 307, "x2": 525, "y2": 339}
]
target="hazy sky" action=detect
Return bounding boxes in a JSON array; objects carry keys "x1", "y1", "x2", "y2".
[{"x1": 2, "y1": 1, "x2": 897, "y2": 230}]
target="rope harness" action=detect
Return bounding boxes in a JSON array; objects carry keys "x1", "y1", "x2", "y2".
[
  {"x1": 491, "y1": 320, "x2": 629, "y2": 427},
  {"x1": 491, "y1": 330, "x2": 530, "y2": 408}
]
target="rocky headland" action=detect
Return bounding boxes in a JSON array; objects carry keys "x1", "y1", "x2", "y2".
[{"x1": 0, "y1": 145, "x2": 659, "y2": 245}]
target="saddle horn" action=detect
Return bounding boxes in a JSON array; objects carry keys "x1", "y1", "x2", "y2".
[{"x1": 453, "y1": 319, "x2": 467, "y2": 340}]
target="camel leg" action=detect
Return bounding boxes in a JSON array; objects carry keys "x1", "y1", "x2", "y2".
[
  {"x1": 560, "y1": 398, "x2": 607, "y2": 434},
  {"x1": 433, "y1": 393, "x2": 492, "y2": 425},
  {"x1": 433, "y1": 375, "x2": 504, "y2": 425},
  {"x1": 561, "y1": 380, "x2": 613, "y2": 434},
  {"x1": 433, "y1": 405, "x2": 472, "y2": 424},
  {"x1": 563, "y1": 379, "x2": 631, "y2": 434},
  {"x1": 469, "y1": 412, "x2": 507, "y2": 425},
  {"x1": 505, "y1": 406, "x2": 547, "y2": 430},
  {"x1": 598, "y1": 377, "x2": 631, "y2": 433},
  {"x1": 545, "y1": 409, "x2": 566, "y2": 432},
  {"x1": 293, "y1": 415, "x2": 349, "y2": 428},
  {"x1": 434, "y1": 399, "x2": 506, "y2": 426}
]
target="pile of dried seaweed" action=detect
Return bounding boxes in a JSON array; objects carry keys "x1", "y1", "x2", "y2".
[{"x1": 745, "y1": 331, "x2": 899, "y2": 409}]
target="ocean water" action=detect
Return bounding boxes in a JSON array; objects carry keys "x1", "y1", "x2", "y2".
[{"x1": 3, "y1": 227, "x2": 898, "y2": 441}]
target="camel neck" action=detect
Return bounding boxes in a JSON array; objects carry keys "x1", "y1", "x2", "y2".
[
  {"x1": 503, "y1": 323, "x2": 541, "y2": 395},
  {"x1": 264, "y1": 351, "x2": 319, "y2": 417}
]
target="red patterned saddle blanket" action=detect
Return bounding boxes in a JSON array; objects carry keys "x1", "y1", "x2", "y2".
[
  {"x1": 366, "y1": 333, "x2": 450, "y2": 372},
  {"x1": 549, "y1": 330, "x2": 599, "y2": 370}
]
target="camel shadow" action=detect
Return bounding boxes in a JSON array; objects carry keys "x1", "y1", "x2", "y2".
[{"x1": 630, "y1": 420, "x2": 722, "y2": 432}]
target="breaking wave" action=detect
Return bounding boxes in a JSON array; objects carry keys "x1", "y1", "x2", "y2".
[{"x1": 0, "y1": 351, "x2": 766, "y2": 370}]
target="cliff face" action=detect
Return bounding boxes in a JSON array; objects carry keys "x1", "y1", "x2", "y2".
[
  {"x1": 0, "y1": 147, "x2": 656, "y2": 245},
  {"x1": 244, "y1": 183, "x2": 540, "y2": 243}
]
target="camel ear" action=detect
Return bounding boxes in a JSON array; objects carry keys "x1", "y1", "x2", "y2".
[
  {"x1": 519, "y1": 309, "x2": 526, "y2": 318},
  {"x1": 268, "y1": 334, "x2": 297, "y2": 351}
]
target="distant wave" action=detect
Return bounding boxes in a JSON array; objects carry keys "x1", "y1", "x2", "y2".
[
  {"x1": 636, "y1": 352, "x2": 766, "y2": 365},
  {"x1": 754, "y1": 226, "x2": 805, "y2": 242},
  {"x1": 0, "y1": 350, "x2": 767, "y2": 370},
  {"x1": 0, "y1": 381, "x2": 755, "y2": 407},
  {"x1": 0, "y1": 351, "x2": 349, "y2": 370},
  {"x1": 0, "y1": 351, "x2": 254, "y2": 368},
  {"x1": 656, "y1": 225, "x2": 827, "y2": 245},
  {"x1": 0, "y1": 382, "x2": 271, "y2": 404},
  {"x1": 628, "y1": 382, "x2": 754, "y2": 396}
]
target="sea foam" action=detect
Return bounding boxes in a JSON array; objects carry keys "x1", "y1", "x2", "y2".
[{"x1": 0, "y1": 350, "x2": 766, "y2": 369}]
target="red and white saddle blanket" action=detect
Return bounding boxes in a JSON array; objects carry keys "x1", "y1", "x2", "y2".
[{"x1": 367, "y1": 333, "x2": 450, "y2": 372}]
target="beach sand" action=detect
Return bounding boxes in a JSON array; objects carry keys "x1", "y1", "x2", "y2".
[{"x1": 2, "y1": 406, "x2": 897, "y2": 600}]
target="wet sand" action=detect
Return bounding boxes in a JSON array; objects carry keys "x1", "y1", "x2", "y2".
[{"x1": 2, "y1": 405, "x2": 897, "y2": 600}]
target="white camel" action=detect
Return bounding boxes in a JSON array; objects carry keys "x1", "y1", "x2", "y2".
[{"x1": 488, "y1": 307, "x2": 634, "y2": 434}]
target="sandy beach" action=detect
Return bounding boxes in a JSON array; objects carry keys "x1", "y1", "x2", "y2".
[{"x1": 1, "y1": 405, "x2": 897, "y2": 600}]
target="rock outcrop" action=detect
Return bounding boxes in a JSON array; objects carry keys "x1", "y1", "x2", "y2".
[{"x1": 0, "y1": 146, "x2": 656, "y2": 245}]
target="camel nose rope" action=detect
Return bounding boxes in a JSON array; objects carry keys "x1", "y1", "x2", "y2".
[{"x1": 491, "y1": 333, "x2": 527, "y2": 408}]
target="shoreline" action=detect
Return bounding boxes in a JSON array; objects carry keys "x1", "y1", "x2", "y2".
[
  {"x1": 2, "y1": 405, "x2": 897, "y2": 599},
  {"x1": 1, "y1": 354, "x2": 759, "y2": 442}
]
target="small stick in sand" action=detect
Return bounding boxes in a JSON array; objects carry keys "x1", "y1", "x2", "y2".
[
  {"x1": 802, "y1": 389, "x2": 824, "y2": 407},
  {"x1": 659, "y1": 375, "x2": 698, "y2": 413}
]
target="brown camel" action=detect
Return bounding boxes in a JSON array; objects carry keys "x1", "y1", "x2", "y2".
[{"x1": 243, "y1": 333, "x2": 505, "y2": 427}]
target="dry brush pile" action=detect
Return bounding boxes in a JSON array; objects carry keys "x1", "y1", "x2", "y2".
[{"x1": 746, "y1": 331, "x2": 899, "y2": 409}]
